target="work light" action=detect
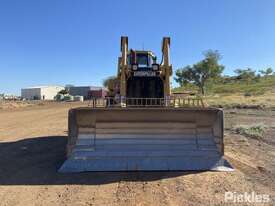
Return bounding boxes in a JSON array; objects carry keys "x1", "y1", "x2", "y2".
[
  {"x1": 152, "y1": 64, "x2": 159, "y2": 71},
  {"x1": 132, "y1": 64, "x2": 138, "y2": 71}
]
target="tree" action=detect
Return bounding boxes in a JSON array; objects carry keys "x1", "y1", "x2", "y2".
[
  {"x1": 103, "y1": 76, "x2": 117, "y2": 88},
  {"x1": 265, "y1": 67, "x2": 272, "y2": 76},
  {"x1": 259, "y1": 68, "x2": 273, "y2": 76},
  {"x1": 58, "y1": 89, "x2": 69, "y2": 95},
  {"x1": 103, "y1": 76, "x2": 119, "y2": 96},
  {"x1": 234, "y1": 68, "x2": 256, "y2": 81},
  {"x1": 175, "y1": 50, "x2": 224, "y2": 95}
]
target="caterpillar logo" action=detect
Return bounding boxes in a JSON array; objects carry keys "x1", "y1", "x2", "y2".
[{"x1": 133, "y1": 71, "x2": 156, "y2": 77}]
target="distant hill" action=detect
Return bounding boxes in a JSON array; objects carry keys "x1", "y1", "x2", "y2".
[
  {"x1": 173, "y1": 75, "x2": 275, "y2": 108},
  {"x1": 207, "y1": 75, "x2": 275, "y2": 95},
  {"x1": 174, "y1": 75, "x2": 275, "y2": 95}
]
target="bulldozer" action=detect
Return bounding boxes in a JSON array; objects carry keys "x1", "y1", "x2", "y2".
[{"x1": 59, "y1": 37, "x2": 233, "y2": 172}]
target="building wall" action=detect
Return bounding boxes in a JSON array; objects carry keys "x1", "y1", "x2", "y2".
[
  {"x1": 68, "y1": 86, "x2": 108, "y2": 99},
  {"x1": 21, "y1": 88, "x2": 41, "y2": 100},
  {"x1": 89, "y1": 89, "x2": 108, "y2": 98},
  {"x1": 21, "y1": 86, "x2": 64, "y2": 100},
  {"x1": 68, "y1": 86, "x2": 91, "y2": 98},
  {"x1": 40, "y1": 86, "x2": 64, "y2": 100}
]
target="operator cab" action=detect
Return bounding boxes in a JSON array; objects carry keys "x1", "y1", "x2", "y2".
[
  {"x1": 128, "y1": 50, "x2": 159, "y2": 71},
  {"x1": 126, "y1": 50, "x2": 164, "y2": 99}
]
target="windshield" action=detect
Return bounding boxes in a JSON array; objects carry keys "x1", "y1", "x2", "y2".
[{"x1": 137, "y1": 54, "x2": 149, "y2": 67}]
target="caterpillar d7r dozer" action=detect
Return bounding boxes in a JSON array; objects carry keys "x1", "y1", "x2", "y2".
[{"x1": 59, "y1": 37, "x2": 233, "y2": 172}]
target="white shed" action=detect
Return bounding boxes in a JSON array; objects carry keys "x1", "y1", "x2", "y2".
[{"x1": 21, "y1": 85, "x2": 64, "y2": 100}]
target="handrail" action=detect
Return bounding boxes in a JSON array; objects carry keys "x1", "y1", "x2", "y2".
[{"x1": 88, "y1": 97, "x2": 205, "y2": 108}]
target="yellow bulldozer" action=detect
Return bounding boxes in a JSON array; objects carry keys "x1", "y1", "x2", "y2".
[{"x1": 59, "y1": 37, "x2": 233, "y2": 172}]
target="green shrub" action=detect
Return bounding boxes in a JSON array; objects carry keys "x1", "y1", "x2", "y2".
[
  {"x1": 244, "y1": 92, "x2": 252, "y2": 97},
  {"x1": 233, "y1": 123, "x2": 267, "y2": 138}
]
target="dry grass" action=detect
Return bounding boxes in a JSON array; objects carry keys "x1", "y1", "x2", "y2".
[
  {"x1": 0, "y1": 100, "x2": 35, "y2": 110},
  {"x1": 205, "y1": 91, "x2": 275, "y2": 108}
]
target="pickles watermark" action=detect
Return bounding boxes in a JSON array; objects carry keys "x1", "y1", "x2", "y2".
[{"x1": 225, "y1": 192, "x2": 270, "y2": 203}]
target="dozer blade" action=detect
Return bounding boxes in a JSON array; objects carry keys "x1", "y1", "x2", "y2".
[{"x1": 59, "y1": 108, "x2": 233, "y2": 172}]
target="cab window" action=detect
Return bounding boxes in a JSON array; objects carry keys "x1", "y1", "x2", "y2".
[{"x1": 137, "y1": 54, "x2": 149, "y2": 67}]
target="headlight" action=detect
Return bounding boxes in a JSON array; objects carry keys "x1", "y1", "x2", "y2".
[
  {"x1": 132, "y1": 64, "x2": 138, "y2": 71},
  {"x1": 152, "y1": 64, "x2": 159, "y2": 71}
]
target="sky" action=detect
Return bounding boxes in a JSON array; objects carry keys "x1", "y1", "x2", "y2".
[{"x1": 0, "y1": 0, "x2": 275, "y2": 94}]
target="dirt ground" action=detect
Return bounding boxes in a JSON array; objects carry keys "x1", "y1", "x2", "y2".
[{"x1": 0, "y1": 102, "x2": 274, "y2": 206}]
